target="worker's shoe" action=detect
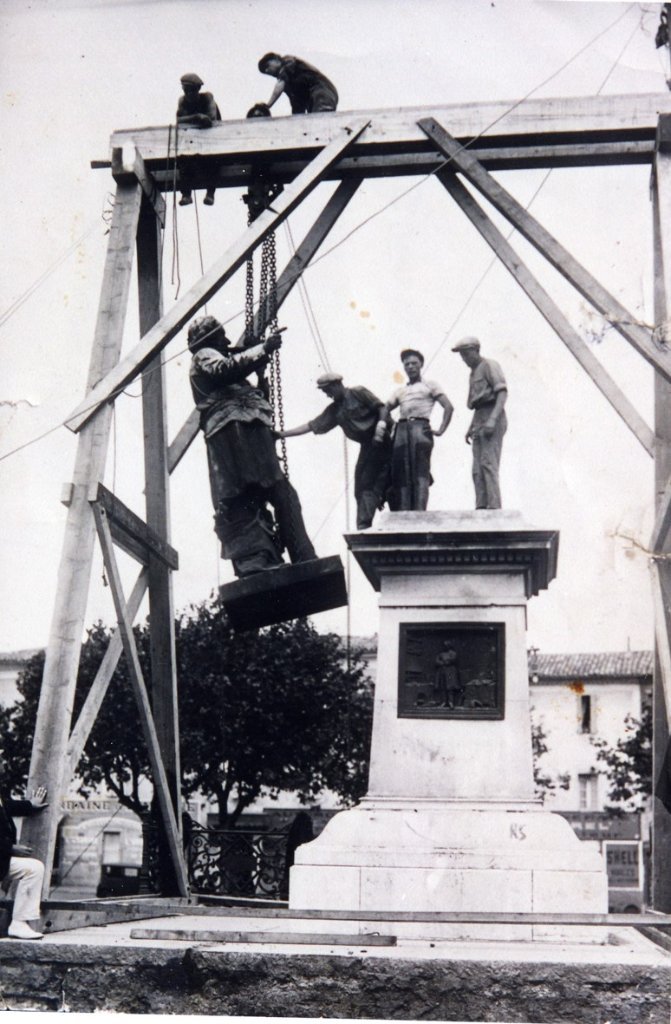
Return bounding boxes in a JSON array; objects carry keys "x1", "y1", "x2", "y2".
[
  {"x1": 7, "y1": 921, "x2": 43, "y2": 940},
  {"x1": 179, "y1": 194, "x2": 193, "y2": 206},
  {"x1": 203, "y1": 192, "x2": 215, "y2": 206}
]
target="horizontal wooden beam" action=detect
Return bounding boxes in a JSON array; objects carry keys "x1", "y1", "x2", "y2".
[
  {"x1": 66, "y1": 119, "x2": 370, "y2": 433},
  {"x1": 439, "y1": 170, "x2": 655, "y2": 456},
  {"x1": 90, "y1": 483, "x2": 179, "y2": 569},
  {"x1": 93, "y1": 139, "x2": 658, "y2": 188},
  {"x1": 102, "y1": 93, "x2": 671, "y2": 172},
  {"x1": 420, "y1": 117, "x2": 671, "y2": 384},
  {"x1": 129, "y1": 928, "x2": 397, "y2": 946}
]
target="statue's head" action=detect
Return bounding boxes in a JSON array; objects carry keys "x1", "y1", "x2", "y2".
[{"x1": 188, "y1": 315, "x2": 228, "y2": 353}]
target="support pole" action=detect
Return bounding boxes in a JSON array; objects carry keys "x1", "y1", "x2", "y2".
[
  {"x1": 437, "y1": 170, "x2": 654, "y2": 455},
  {"x1": 138, "y1": 194, "x2": 183, "y2": 893},
  {"x1": 167, "y1": 176, "x2": 363, "y2": 473},
  {"x1": 652, "y1": 123, "x2": 671, "y2": 910},
  {"x1": 22, "y1": 182, "x2": 143, "y2": 889}
]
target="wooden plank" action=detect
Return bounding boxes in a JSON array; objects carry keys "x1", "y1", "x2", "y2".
[
  {"x1": 93, "y1": 139, "x2": 658, "y2": 187},
  {"x1": 138, "y1": 193, "x2": 182, "y2": 886},
  {"x1": 651, "y1": 473, "x2": 671, "y2": 553},
  {"x1": 104, "y1": 93, "x2": 671, "y2": 166},
  {"x1": 111, "y1": 147, "x2": 166, "y2": 227},
  {"x1": 167, "y1": 177, "x2": 362, "y2": 473},
  {"x1": 129, "y1": 928, "x2": 397, "y2": 946},
  {"x1": 438, "y1": 170, "x2": 655, "y2": 456},
  {"x1": 66, "y1": 568, "x2": 148, "y2": 778},
  {"x1": 91, "y1": 483, "x2": 179, "y2": 569},
  {"x1": 21, "y1": 181, "x2": 144, "y2": 894},
  {"x1": 92, "y1": 504, "x2": 189, "y2": 897},
  {"x1": 652, "y1": 145, "x2": 671, "y2": 914},
  {"x1": 421, "y1": 118, "x2": 671, "y2": 384},
  {"x1": 652, "y1": 562, "x2": 671, "y2": 735},
  {"x1": 66, "y1": 119, "x2": 370, "y2": 432}
]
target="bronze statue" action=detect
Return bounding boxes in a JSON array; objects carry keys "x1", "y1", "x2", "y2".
[
  {"x1": 176, "y1": 73, "x2": 221, "y2": 207},
  {"x1": 452, "y1": 337, "x2": 507, "y2": 510},
  {"x1": 256, "y1": 53, "x2": 338, "y2": 114},
  {"x1": 188, "y1": 316, "x2": 316, "y2": 577},
  {"x1": 279, "y1": 373, "x2": 392, "y2": 530},
  {"x1": 379, "y1": 349, "x2": 453, "y2": 511}
]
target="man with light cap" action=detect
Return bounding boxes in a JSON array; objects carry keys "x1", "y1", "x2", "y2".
[
  {"x1": 188, "y1": 315, "x2": 316, "y2": 577},
  {"x1": 380, "y1": 349, "x2": 453, "y2": 511},
  {"x1": 278, "y1": 374, "x2": 391, "y2": 529},
  {"x1": 452, "y1": 337, "x2": 507, "y2": 510},
  {"x1": 176, "y1": 73, "x2": 221, "y2": 206}
]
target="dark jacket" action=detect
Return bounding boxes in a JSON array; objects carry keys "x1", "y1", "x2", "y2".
[{"x1": 0, "y1": 796, "x2": 38, "y2": 879}]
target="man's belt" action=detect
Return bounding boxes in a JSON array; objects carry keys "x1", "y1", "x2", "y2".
[{"x1": 400, "y1": 416, "x2": 430, "y2": 422}]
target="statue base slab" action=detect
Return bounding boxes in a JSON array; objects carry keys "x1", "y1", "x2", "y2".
[
  {"x1": 219, "y1": 555, "x2": 347, "y2": 630},
  {"x1": 290, "y1": 799, "x2": 608, "y2": 941}
]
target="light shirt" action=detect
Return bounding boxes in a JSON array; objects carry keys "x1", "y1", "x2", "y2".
[
  {"x1": 387, "y1": 379, "x2": 447, "y2": 420},
  {"x1": 467, "y1": 358, "x2": 507, "y2": 410}
]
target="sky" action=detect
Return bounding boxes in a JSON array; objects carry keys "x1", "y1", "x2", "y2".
[{"x1": 0, "y1": 0, "x2": 668, "y2": 657}]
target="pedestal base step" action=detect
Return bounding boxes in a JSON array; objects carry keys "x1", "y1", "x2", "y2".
[{"x1": 219, "y1": 555, "x2": 347, "y2": 630}]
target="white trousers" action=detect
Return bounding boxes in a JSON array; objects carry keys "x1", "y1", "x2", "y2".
[{"x1": 6, "y1": 856, "x2": 44, "y2": 922}]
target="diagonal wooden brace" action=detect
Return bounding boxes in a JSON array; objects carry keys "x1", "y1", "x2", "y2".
[
  {"x1": 437, "y1": 169, "x2": 654, "y2": 456},
  {"x1": 92, "y1": 502, "x2": 189, "y2": 896},
  {"x1": 65, "y1": 119, "x2": 370, "y2": 433},
  {"x1": 419, "y1": 117, "x2": 671, "y2": 384}
]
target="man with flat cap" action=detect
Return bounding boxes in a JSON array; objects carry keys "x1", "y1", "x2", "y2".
[
  {"x1": 176, "y1": 73, "x2": 221, "y2": 206},
  {"x1": 188, "y1": 315, "x2": 316, "y2": 577},
  {"x1": 256, "y1": 53, "x2": 338, "y2": 115},
  {"x1": 452, "y1": 337, "x2": 507, "y2": 510},
  {"x1": 279, "y1": 374, "x2": 391, "y2": 529},
  {"x1": 380, "y1": 349, "x2": 453, "y2": 511}
]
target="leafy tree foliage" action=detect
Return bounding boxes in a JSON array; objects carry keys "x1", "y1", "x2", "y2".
[
  {"x1": 0, "y1": 601, "x2": 373, "y2": 825},
  {"x1": 593, "y1": 702, "x2": 652, "y2": 811},
  {"x1": 530, "y1": 710, "x2": 570, "y2": 801}
]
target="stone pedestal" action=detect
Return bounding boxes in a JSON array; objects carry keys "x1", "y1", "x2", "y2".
[{"x1": 289, "y1": 511, "x2": 608, "y2": 936}]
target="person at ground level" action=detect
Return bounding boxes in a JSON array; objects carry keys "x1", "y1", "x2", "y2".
[
  {"x1": 278, "y1": 373, "x2": 392, "y2": 529},
  {"x1": 380, "y1": 349, "x2": 453, "y2": 511},
  {"x1": 188, "y1": 315, "x2": 316, "y2": 577},
  {"x1": 257, "y1": 53, "x2": 338, "y2": 114},
  {"x1": 452, "y1": 337, "x2": 507, "y2": 510},
  {"x1": 0, "y1": 783, "x2": 49, "y2": 940},
  {"x1": 176, "y1": 73, "x2": 221, "y2": 207}
]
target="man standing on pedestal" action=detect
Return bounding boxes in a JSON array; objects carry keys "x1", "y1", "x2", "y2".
[
  {"x1": 381, "y1": 349, "x2": 453, "y2": 511},
  {"x1": 278, "y1": 373, "x2": 391, "y2": 529},
  {"x1": 452, "y1": 337, "x2": 507, "y2": 510}
]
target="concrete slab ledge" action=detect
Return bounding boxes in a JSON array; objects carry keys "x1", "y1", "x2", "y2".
[{"x1": 0, "y1": 930, "x2": 668, "y2": 1020}]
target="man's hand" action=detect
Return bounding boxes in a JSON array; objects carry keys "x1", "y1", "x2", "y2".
[
  {"x1": 373, "y1": 421, "x2": 387, "y2": 445},
  {"x1": 12, "y1": 844, "x2": 33, "y2": 857},
  {"x1": 465, "y1": 428, "x2": 473, "y2": 445},
  {"x1": 194, "y1": 113, "x2": 212, "y2": 127},
  {"x1": 480, "y1": 420, "x2": 495, "y2": 438},
  {"x1": 27, "y1": 786, "x2": 48, "y2": 811},
  {"x1": 264, "y1": 333, "x2": 283, "y2": 354}
]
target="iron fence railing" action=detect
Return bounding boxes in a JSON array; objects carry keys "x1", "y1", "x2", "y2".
[{"x1": 186, "y1": 823, "x2": 289, "y2": 899}]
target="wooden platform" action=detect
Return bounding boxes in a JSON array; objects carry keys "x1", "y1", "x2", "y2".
[
  {"x1": 218, "y1": 555, "x2": 348, "y2": 630},
  {"x1": 100, "y1": 93, "x2": 671, "y2": 187}
]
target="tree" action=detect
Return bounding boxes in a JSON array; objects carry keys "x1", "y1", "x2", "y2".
[
  {"x1": 530, "y1": 710, "x2": 570, "y2": 801},
  {"x1": 0, "y1": 600, "x2": 373, "y2": 826},
  {"x1": 593, "y1": 702, "x2": 652, "y2": 811}
]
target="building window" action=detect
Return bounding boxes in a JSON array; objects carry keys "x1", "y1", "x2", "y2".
[
  {"x1": 102, "y1": 830, "x2": 121, "y2": 864},
  {"x1": 580, "y1": 694, "x2": 592, "y2": 733},
  {"x1": 578, "y1": 773, "x2": 599, "y2": 810}
]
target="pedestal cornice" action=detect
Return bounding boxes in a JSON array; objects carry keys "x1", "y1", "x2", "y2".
[{"x1": 346, "y1": 510, "x2": 559, "y2": 597}]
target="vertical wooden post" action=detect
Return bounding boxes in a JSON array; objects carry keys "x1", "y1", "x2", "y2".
[
  {"x1": 652, "y1": 115, "x2": 671, "y2": 911},
  {"x1": 137, "y1": 198, "x2": 183, "y2": 893},
  {"x1": 22, "y1": 182, "x2": 143, "y2": 889}
]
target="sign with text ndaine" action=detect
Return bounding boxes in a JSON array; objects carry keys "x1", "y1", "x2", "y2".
[{"x1": 604, "y1": 840, "x2": 642, "y2": 889}]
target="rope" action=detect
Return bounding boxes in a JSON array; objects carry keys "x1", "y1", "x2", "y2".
[
  {"x1": 169, "y1": 122, "x2": 182, "y2": 300},
  {"x1": 193, "y1": 194, "x2": 207, "y2": 315}
]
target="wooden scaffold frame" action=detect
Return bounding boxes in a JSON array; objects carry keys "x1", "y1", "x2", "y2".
[{"x1": 21, "y1": 93, "x2": 671, "y2": 910}]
